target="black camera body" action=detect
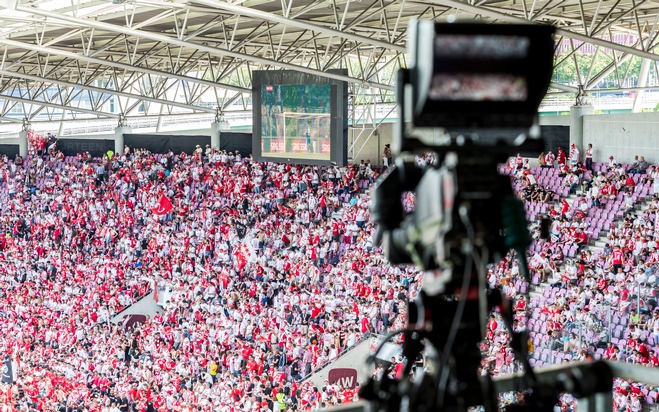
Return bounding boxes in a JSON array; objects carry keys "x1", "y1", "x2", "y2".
[
  {"x1": 362, "y1": 20, "x2": 563, "y2": 412},
  {"x1": 373, "y1": 20, "x2": 554, "y2": 288}
]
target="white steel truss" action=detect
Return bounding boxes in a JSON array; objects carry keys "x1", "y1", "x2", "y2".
[{"x1": 1, "y1": 0, "x2": 659, "y2": 123}]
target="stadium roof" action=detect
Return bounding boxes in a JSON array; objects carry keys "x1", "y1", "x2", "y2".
[{"x1": 1, "y1": 0, "x2": 659, "y2": 124}]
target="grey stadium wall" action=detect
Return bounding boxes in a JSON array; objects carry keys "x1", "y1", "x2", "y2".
[
  {"x1": 8, "y1": 111, "x2": 659, "y2": 164},
  {"x1": 582, "y1": 111, "x2": 659, "y2": 165}
]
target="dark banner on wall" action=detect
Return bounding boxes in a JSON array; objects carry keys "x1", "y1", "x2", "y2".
[
  {"x1": 124, "y1": 134, "x2": 211, "y2": 154},
  {"x1": 540, "y1": 126, "x2": 570, "y2": 156},
  {"x1": 58, "y1": 139, "x2": 115, "y2": 158},
  {"x1": 0, "y1": 145, "x2": 19, "y2": 158},
  {"x1": 220, "y1": 132, "x2": 252, "y2": 158}
]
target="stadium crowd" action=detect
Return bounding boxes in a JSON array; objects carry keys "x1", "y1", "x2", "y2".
[
  {"x1": 0, "y1": 133, "x2": 658, "y2": 412},
  {"x1": 484, "y1": 146, "x2": 659, "y2": 411},
  {"x1": 0, "y1": 135, "x2": 418, "y2": 412}
]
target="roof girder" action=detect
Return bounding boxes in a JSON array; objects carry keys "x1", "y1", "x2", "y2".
[
  {"x1": 190, "y1": 0, "x2": 407, "y2": 53},
  {"x1": 15, "y1": 4, "x2": 396, "y2": 90},
  {"x1": 0, "y1": 69, "x2": 216, "y2": 113},
  {"x1": 0, "y1": 38, "x2": 250, "y2": 93},
  {"x1": 2, "y1": 0, "x2": 659, "y2": 124}
]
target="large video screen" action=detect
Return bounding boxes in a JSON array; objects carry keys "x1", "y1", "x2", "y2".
[
  {"x1": 252, "y1": 70, "x2": 348, "y2": 166},
  {"x1": 260, "y1": 84, "x2": 332, "y2": 161}
]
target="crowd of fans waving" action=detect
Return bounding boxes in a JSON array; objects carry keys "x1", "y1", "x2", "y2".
[
  {"x1": 1, "y1": 134, "x2": 659, "y2": 412},
  {"x1": 0, "y1": 136, "x2": 418, "y2": 412},
  {"x1": 484, "y1": 145, "x2": 659, "y2": 411}
]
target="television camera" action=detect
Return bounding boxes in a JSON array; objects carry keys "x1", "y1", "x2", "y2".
[{"x1": 357, "y1": 20, "x2": 630, "y2": 412}]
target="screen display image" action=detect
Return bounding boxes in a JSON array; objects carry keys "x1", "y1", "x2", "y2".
[
  {"x1": 429, "y1": 74, "x2": 527, "y2": 101},
  {"x1": 260, "y1": 84, "x2": 332, "y2": 161},
  {"x1": 433, "y1": 35, "x2": 530, "y2": 59},
  {"x1": 252, "y1": 69, "x2": 348, "y2": 166},
  {"x1": 408, "y1": 22, "x2": 555, "y2": 129}
]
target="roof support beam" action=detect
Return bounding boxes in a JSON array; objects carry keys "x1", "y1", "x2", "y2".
[
  {"x1": 560, "y1": 31, "x2": 659, "y2": 61},
  {"x1": 0, "y1": 94, "x2": 120, "y2": 118},
  {"x1": 632, "y1": 58, "x2": 651, "y2": 112},
  {"x1": 550, "y1": 82, "x2": 580, "y2": 93},
  {"x1": 429, "y1": 0, "x2": 659, "y2": 62},
  {"x1": 16, "y1": 5, "x2": 395, "y2": 90},
  {"x1": 0, "y1": 116, "x2": 24, "y2": 124},
  {"x1": 0, "y1": 38, "x2": 250, "y2": 94},
  {"x1": 0, "y1": 69, "x2": 215, "y2": 113},
  {"x1": 190, "y1": 0, "x2": 407, "y2": 53}
]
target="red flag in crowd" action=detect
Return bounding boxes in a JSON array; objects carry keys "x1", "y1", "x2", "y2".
[
  {"x1": 235, "y1": 249, "x2": 247, "y2": 270},
  {"x1": 151, "y1": 195, "x2": 173, "y2": 215}
]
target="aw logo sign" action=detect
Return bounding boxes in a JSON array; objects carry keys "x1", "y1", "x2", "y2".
[{"x1": 328, "y1": 368, "x2": 357, "y2": 388}]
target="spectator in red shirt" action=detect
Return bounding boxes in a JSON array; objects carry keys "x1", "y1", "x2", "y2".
[{"x1": 556, "y1": 147, "x2": 567, "y2": 167}]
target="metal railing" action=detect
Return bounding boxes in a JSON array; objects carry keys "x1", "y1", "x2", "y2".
[
  {"x1": 0, "y1": 104, "x2": 403, "y2": 137},
  {"x1": 541, "y1": 94, "x2": 659, "y2": 108}
]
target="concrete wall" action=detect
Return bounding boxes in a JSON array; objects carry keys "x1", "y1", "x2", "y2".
[
  {"x1": 583, "y1": 112, "x2": 659, "y2": 164},
  {"x1": 351, "y1": 124, "x2": 447, "y2": 165},
  {"x1": 349, "y1": 123, "x2": 440, "y2": 166},
  {"x1": 349, "y1": 116, "x2": 570, "y2": 166},
  {"x1": 349, "y1": 125, "x2": 391, "y2": 166}
]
